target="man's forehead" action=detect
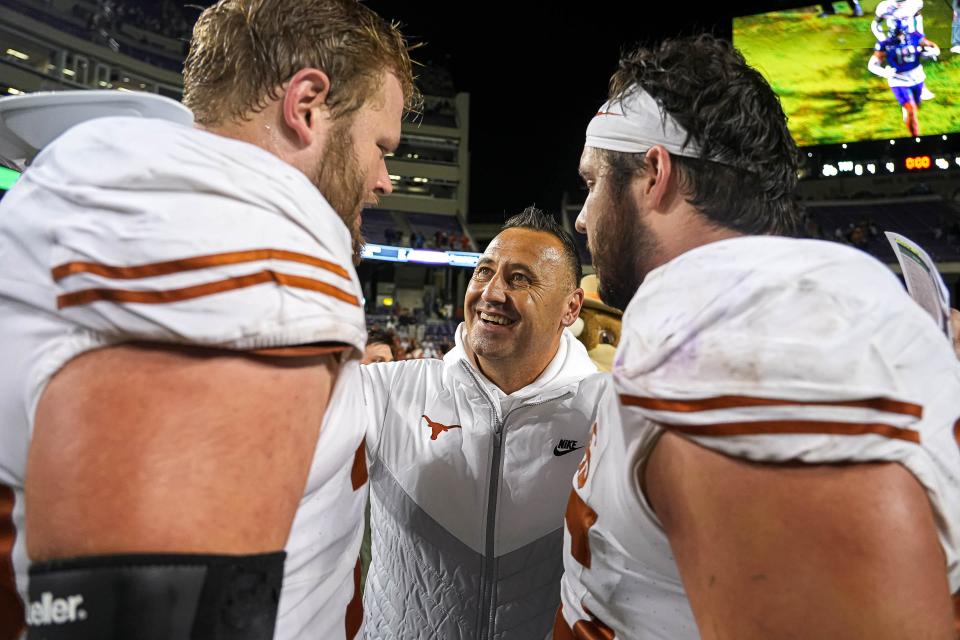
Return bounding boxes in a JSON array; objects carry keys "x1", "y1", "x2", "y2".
[
  {"x1": 483, "y1": 228, "x2": 565, "y2": 268},
  {"x1": 359, "y1": 73, "x2": 403, "y2": 140},
  {"x1": 380, "y1": 74, "x2": 404, "y2": 137},
  {"x1": 579, "y1": 146, "x2": 600, "y2": 174}
]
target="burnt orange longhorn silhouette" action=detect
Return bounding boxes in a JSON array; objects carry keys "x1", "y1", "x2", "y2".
[{"x1": 422, "y1": 414, "x2": 462, "y2": 440}]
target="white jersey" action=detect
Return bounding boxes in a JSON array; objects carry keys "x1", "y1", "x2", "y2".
[
  {"x1": 0, "y1": 116, "x2": 368, "y2": 639},
  {"x1": 874, "y1": 0, "x2": 924, "y2": 39},
  {"x1": 557, "y1": 236, "x2": 960, "y2": 638}
]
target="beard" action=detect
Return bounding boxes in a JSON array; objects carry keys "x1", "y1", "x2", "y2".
[
  {"x1": 311, "y1": 120, "x2": 367, "y2": 265},
  {"x1": 588, "y1": 188, "x2": 660, "y2": 312}
]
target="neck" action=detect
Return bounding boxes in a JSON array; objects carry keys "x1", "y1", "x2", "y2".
[
  {"x1": 464, "y1": 335, "x2": 561, "y2": 396},
  {"x1": 200, "y1": 106, "x2": 291, "y2": 163},
  {"x1": 654, "y1": 203, "x2": 743, "y2": 267}
]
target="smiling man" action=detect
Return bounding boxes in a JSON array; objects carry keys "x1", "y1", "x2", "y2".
[{"x1": 360, "y1": 207, "x2": 605, "y2": 640}]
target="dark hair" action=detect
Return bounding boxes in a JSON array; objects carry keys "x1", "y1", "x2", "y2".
[
  {"x1": 501, "y1": 206, "x2": 583, "y2": 289},
  {"x1": 603, "y1": 34, "x2": 802, "y2": 236},
  {"x1": 367, "y1": 328, "x2": 395, "y2": 348}
]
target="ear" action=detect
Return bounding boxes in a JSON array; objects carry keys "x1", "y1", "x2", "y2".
[
  {"x1": 570, "y1": 316, "x2": 585, "y2": 338},
  {"x1": 561, "y1": 287, "x2": 585, "y2": 328},
  {"x1": 281, "y1": 68, "x2": 332, "y2": 148},
  {"x1": 640, "y1": 144, "x2": 674, "y2": 211}
]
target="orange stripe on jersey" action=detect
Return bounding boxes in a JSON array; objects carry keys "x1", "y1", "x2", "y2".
[
  {"x1": 52, "y1": 248, "x2": 351, "y2": 281},
  {"x1": 553, "y1": 604, "x2": 616, "y2": 640},
  {"x1": 345, "y1": 558, "x2": 363, "y2": 639},
  {"x1": 565, "y1": 489, "x2": 598, "y2": 569},
  {"x1": 351, "y1": 439, "x2": 368, "y2": 491},
  {"x1": 554, "y1": 607, "x2": 573, "y2": 640},
  {"x1": 620, "y1": 394, "x2": 923, "y2": 418},
  {"x1": 56, "y1": 270, "x2": 361, "y2": 309},
  {"x1": 575, "y1": 607, "x2": 616, "y2": 640},
  {"x1": 576, "y1": 423, "x2": 596, "y2": 489},
  {"x1": 664, "y1": 420, "x2": 920, "y2": 444},
  {"x1": 0, "y1": 485, "x2": 25, "y2": 639}
]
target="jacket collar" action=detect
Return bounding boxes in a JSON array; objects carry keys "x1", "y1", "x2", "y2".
[{"x1": 443, "y1": 323, "x2": 597, "y2": 408}]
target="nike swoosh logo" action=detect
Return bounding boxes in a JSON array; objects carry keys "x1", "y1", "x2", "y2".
[{"x1": 553, "y1": 445, "x2": 585, "y2": 457}]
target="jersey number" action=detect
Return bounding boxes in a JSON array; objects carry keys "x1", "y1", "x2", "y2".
[{"x1": 893, "y1": 44, "x2": 917, "y2": 66}]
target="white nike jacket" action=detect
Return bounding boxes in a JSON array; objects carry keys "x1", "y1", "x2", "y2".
[{"x1": 360, "y1": 327, "x2": 603, "y2": 639}]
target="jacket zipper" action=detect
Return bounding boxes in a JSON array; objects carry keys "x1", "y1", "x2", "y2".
[
  {"x1": 460, "y1": 361, "x2": 502, "y2": 640},
  {"x1": 461, "y1": 359, "x2": 575, "y2": 639}
]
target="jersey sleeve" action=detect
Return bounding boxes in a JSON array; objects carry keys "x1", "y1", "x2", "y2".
[
  {"x1": 361, "y1": 362, "x2": 403, "y2": 459},
  {"x1": 615, "y1": 240, "x2": 960, "y2": 590},
  {"x1": 29, "y1": 117, "x2": 367, "y2": 354}
]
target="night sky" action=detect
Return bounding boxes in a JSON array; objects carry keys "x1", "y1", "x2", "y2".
[
  {"x1": 364, "y1": 1, "x2": 735, "y2": 222},
  {"x1": 184, "y1": 1, "x2": 806, "y2": 222}
]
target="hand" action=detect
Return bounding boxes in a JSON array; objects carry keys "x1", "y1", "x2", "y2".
[{"x1": 921, "y1": 44, "x2": 940, "y2": 60}]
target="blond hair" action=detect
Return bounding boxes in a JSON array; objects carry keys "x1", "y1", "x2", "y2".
[{"x1": 183, "y1": 0, "x2": 420, "y2": 126}]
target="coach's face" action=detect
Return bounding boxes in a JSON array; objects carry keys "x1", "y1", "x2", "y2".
[{"x1": 464, "y1": 228, "x2": 578, "y2": 365}]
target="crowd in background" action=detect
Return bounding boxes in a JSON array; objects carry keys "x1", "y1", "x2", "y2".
[{"x1": 382, "y1": 228, "x2": 472, "y2": 251}]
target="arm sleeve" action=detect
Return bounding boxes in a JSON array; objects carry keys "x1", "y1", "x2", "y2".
[
  {"x1": 615, "y1": 246, "x2": 960, "y2": 590},
  {"x1": 32, "y1": 117, "x2": 367, "y2": 354},
  {"x1": 361, "y1": 362, "x2": 403, "y2": 461}
]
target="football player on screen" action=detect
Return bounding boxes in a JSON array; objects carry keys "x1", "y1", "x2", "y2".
[
  {"x1": 872, "y1": 0, "x2": 937, "y2": 99},
  {"x1": 868, "y1": 25, "x2": 940, "y2": 136}
]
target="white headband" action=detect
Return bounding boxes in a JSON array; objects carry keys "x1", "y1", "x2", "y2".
[{"x1": 585, "y1": 86, "x2": 703, "y2": 158}]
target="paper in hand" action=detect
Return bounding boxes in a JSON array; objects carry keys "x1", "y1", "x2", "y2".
[{"x1": 885, "y1": 231, "x2": 953, "y2": 341}]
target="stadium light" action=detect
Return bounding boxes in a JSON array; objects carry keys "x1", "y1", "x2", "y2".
[
  {"x1": 943, "y1": 135, "x2": 948, "y2": 141},
  {"x1": 821, "y1": 164, "x2": 838, "y2": 177},
  {"x1": 885, "y1": 162, "x2": 895, "y2": 173},
  {"x1": 842, "y1": 144, "x2": 848, "y2": 149},
  {"x1": 361, "y1": 243, "x2": 480, "y2": 267},
  {"x1": 854, "y1": 164, "x2": 863, "y2": 176},
  {"x1": 890, "y1": 140, "x2": 896, "y2": 145},
  {"x1": 866, "y1": 164, "x2": 876, "y2": 175},
  {"x1": 5, "y1": 49, "x2": 28, "y2": 61},
  {"x1": 936, "y1": 158, "x2": 949, "y2": 170},
  {"x1": 807, "y1": 152, "x2": 813, "y2": 157},
  {"x1": 955, "y1": 157, "x2": 960, "y2": 167},
  {"x1": 915, "y1": 137, "x2": 921, "y2": 143}
]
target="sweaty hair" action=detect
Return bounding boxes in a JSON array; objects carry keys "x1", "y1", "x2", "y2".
[
  {"x1": 183, "y1": 0, "x2": 422, "y2": 126},
  {"x1": 501, "y1": 206, "x2": 583, "y2": 290},
  {"x1": 367, "y1": 328, "x2": 395, "y2": 348},
  {"x1": 602, "y1": 34, "x2": 802, "y2": 236}
]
